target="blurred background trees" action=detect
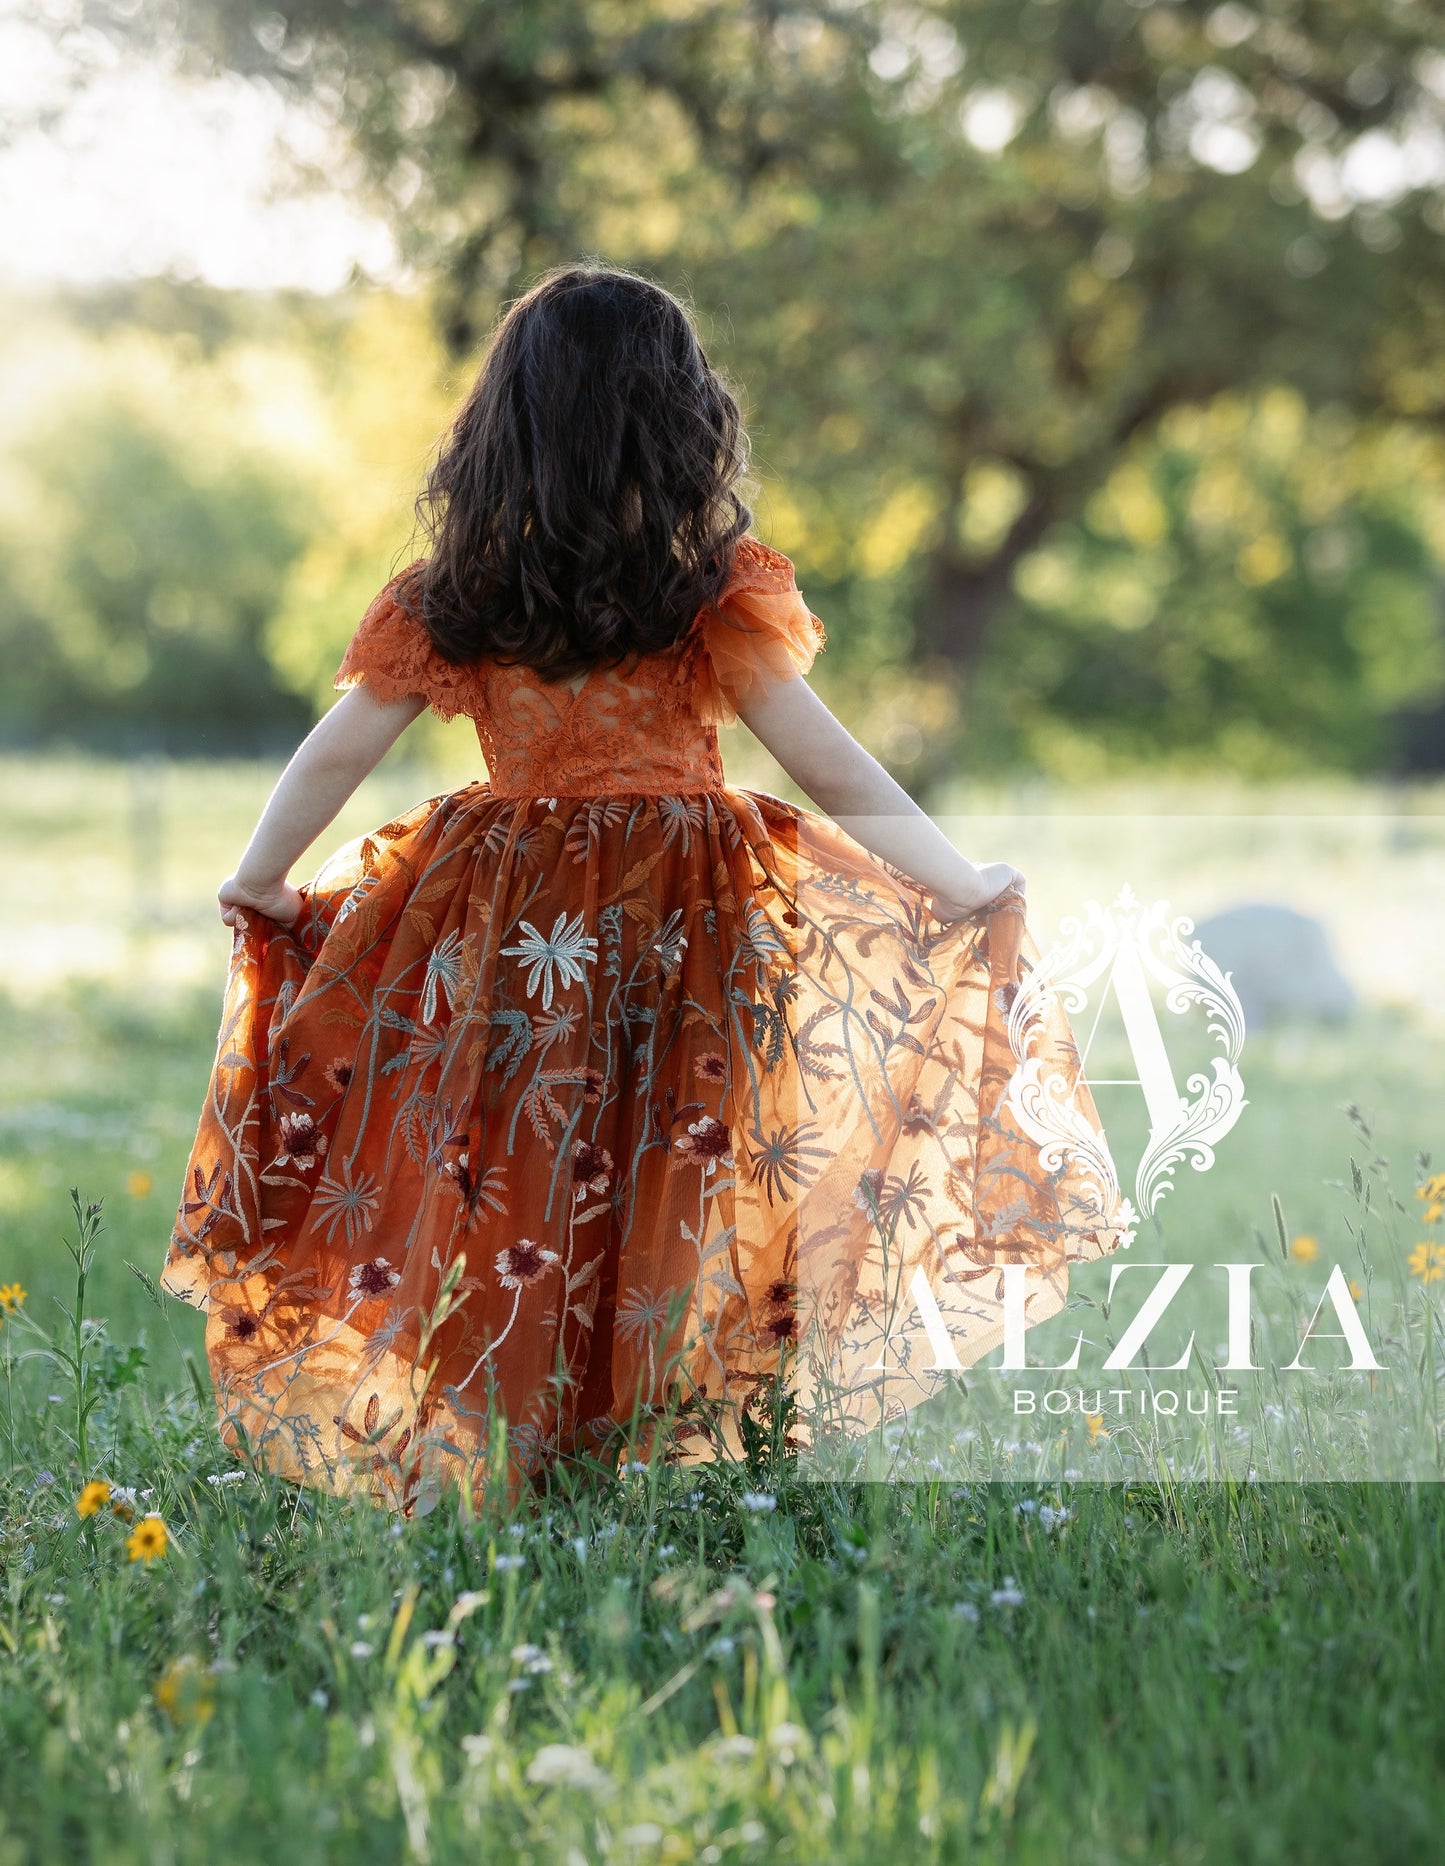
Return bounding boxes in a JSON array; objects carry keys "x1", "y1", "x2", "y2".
[{"x1": 5, "y1": 0, "x2": 1445, "y2": 778}]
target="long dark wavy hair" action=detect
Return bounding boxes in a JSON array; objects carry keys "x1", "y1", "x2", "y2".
[{"x1": 404, "y1": 261, "x2": 756, "y2": 679}]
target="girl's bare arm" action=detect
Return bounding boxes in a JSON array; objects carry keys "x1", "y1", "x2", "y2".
[
  {"x1": 217, "y1": 686, "x2": 428, "y2": 927},
  {"x1": 735, "y1": 675, "x2": 1023, "y2": 917}
]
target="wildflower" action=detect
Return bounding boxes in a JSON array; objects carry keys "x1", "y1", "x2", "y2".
[
  {"x1": 1408, "y1": 1242, "x2": 1445, "y2": 1284},
  {"x1": 953, "y1": 1601, "x2": 981, "y2": 1622},
  {"x1": 310, "y1": 1689, "x2": 329, "y2": 1710},
  {"x1": 741, "y1": 1491, "x2": 777, "y2": 1513},
  {"x1": 461, "y1": 1733, "x2": 494, "y2": 1766},
  {"x1": 768, "y1": 1722, "x2": 809, "y2": 1765},
  {"x1": 206, "y1": 1472, "x2": 247, "y2": 1487},
  {"x1": 1085, "y1": 1413, "x2": 1108, "y2": 1443},
  {"x1": 0, "y1": 1282, "x2": 25, "y2": 1314},
  {"x1": 990, "y1": 1579, "x2": 1025, "y2": 1608},
  {"x1": 1289, "y1": 1234, "x2": 1319, "y2": 1264},
  {"x1": 1349, "y1": 1278, "x2": 1365, "y2": 1302},
  {"x1": 126, "y1": 1516, "x2": 169, "y2": 1563},
  {"x1": 125, "y1": 1171, "x2": 153, "y2": 1199},
  {"x1": 525, "y1": 1744, "x2": 610, "y2": 1791},
  {"x1": 1417, "y1": 1173, "x2": 1445, "y2": 1224},
  {"x1": 494, "y1": 1553, "x2": 524, "y2": 1571},
  {"x1": 350, "y1": 1641, "x2": 375, "y2": 1659},
  {"x1": 712, "y1": 1735, "x2": 757, "y2": 1761},
  {"x1": 76, "y1": 1479, "x2": 112, "y2": 1518},
  {"x1": 154, "y1": 1655, "x2": 215, "y2": 1725}
]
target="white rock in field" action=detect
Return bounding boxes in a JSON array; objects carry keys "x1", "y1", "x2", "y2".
[{"x1": 1192, "y1": 903, "x2": 1356, "y2": 1028}]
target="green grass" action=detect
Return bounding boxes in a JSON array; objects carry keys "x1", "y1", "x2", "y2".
[{"x1": 2, "y1": 756, "x2": 1445, "y2": 1861}]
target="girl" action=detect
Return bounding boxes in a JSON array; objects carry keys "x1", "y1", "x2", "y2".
[{"x1": 164, "y1": 262, "x2": 1124, "y2": 1514}]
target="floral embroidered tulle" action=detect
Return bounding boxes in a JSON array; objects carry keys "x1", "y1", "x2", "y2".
[
  {"x1": 166, "y1": 529, "x2": 1125, "y2": 1516},
  {"x1": 334, "y1": 535, "x2": 827, "y2": 796}
]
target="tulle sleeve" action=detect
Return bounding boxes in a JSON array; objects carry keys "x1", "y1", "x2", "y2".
[
  {"x1": 694, "y1": 536, "x2": 827, "y2": 728},
  {"x1": 333, "y1": 560, "x2": 482, "y2": 722}
]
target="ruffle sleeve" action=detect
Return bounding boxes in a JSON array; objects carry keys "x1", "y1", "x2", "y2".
[
  {"x1": 693, "y1": 536, "x2": 826, "y2": 728},
  {"x1": 333, "y1": 560, "x2": 482, "y2": 722}
]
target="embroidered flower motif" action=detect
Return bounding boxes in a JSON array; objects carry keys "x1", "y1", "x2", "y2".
[
  {"x1": 323, "y1": 1058, "x2": 355, "y2": 1094},
  {"x1": 276, "y1": 1112, "x2": 327, "y2": 1171},
  {"x1": 573, "y1": 1142, "x2": 613, "y2": 1200},
  {"x1": 349, "y1": 1257, "x2": 401, "y2": 1300},
  {"x1": 421, "y1": 929, "x2": 469, "y2": 1025},
  {"x1": 311, "y1": 1160, "x2": 381, "y2": 1245},
  {"x1": 694, "y1": 1051, "x2": 728, "y2": 1085},
  {"x1": 672, "y1": 1116, "x2": 733, "y2": 1175},
  {"x1": 224, "y1": 1307, "x2": 262, "y2": 1343},
  {"x1": 852, "y1": 1168, "x2": 886, "y2": 1215},
  {"x1": 495, "y1": 1240, "x2": 561, "y2": 1289},
  {"x1": 582, "y1": 1068, "x2": 607, "y2": 1104},
  {"x1": 500, "y1": 912, "x2": 598, "y2": 1011}
]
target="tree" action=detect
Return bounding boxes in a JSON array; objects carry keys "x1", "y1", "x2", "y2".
[{"x1": 77, "y1": 0, "x2": 1445, "y2": 768}]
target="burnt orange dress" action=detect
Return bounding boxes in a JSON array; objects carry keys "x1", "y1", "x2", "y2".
[{"x1": 164, "y1": 536, "x2": 1126, "y2": 1511}]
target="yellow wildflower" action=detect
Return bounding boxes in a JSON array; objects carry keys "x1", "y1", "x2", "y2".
[
  {"x1": 1085, "y1": 1413, "x2": 1109, "y2": 1442},
  {"x1": 1348, "y1": 1279, "x2": 1365, "y2": 1303},
  {"x1": 126, "y1": 1516, "x2": 169, "y2": 1563},
  {"x1": 1406, "y1": 1242, "x2": 1445, "y2": 1285},
  {"x1": 1416, "y1": 1174, "x2": 1445, "y2": 1224},
  {"x1": 76, "y1": 1479, "x2": 112, "y2": 1518},
  {"x1": 126, "y1": 1171, "x2": 153, "y2": 1200},
  {"x1": 1289, "y1": 1234, "x2": 1319, "y2": 1264},
  {"x1": 0, "y1": 1282, "x2": 25, "y2": 1313},
  {"x1": 154, "y1": 1655, "x2": 215, "y2": 1726}
]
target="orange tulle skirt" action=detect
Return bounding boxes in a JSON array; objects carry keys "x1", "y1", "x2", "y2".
[{"x1": 165, "y1": 783, "x2": 1124, "y2": 1512}]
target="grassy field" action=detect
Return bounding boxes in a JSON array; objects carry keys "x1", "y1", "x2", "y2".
[{"x1": 2, "y1": 755, "x2": 1444, "y2": 1862}]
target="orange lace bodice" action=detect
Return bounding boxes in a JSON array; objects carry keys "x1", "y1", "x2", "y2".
[{"x1": 334, "y1": 536, "x2": 826, "y2": 797}]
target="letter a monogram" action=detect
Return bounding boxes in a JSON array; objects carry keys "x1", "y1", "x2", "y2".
[{"x1": 1003, "y1": 886, "x2": 1248, "y2": 1239}]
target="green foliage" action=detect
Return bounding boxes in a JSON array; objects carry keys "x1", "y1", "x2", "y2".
[
  {"x1": 13, "y1": 2, "x2": 1445, "y2": 769},
  {"x1": 0, "y1": 394, "x2": 312, "y2": 751}
]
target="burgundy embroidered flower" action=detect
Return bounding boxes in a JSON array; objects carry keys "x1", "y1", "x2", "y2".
[
  {"x1": 901, "y1": 1095, "x2": 935, "y2": 1136},
  {"x1": 277, "y1": 1112, "x2": 327, "y2": 1171},
  {"x1": 348, "y1": 1257, "x2": 400, "y2": 1299},
  {"x1": 582, "y1": 1068, "x2": 607, "y2": 1104},
  {"x1": 672, "y1": 1115, "x2": 734, "y2": 1175},
  {"x1": 323, "y1": 1057, "x2": 355, "y2": 1094},
  {"x1": 693, "y1": 1051, "x2": 728, "y2": 1085},
  {"x1": 495, "y1": 1240, "x2": 560, "y2": 1289},
  {"x1": 852, "y1": 1168, "x2": 886, "y2": 1214},
  {"x1": 572, "y1": 1141, "x2": 613, "y2": 1198},
  {"x1": 224, "y1": 1307, "x2": 261, "y2": 1343}
]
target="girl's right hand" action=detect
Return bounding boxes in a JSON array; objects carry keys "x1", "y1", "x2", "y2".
[
  {"x1": 930, "y1": 862, "x2": 1026, "y2": 921},
  {"x1": 217, "y1": 874, "x2": 304, "y2": 929}
]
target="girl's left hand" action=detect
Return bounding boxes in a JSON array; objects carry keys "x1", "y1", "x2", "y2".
[{"x1": 217, "y1": 874, "x2": 303, "y2": 929}]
